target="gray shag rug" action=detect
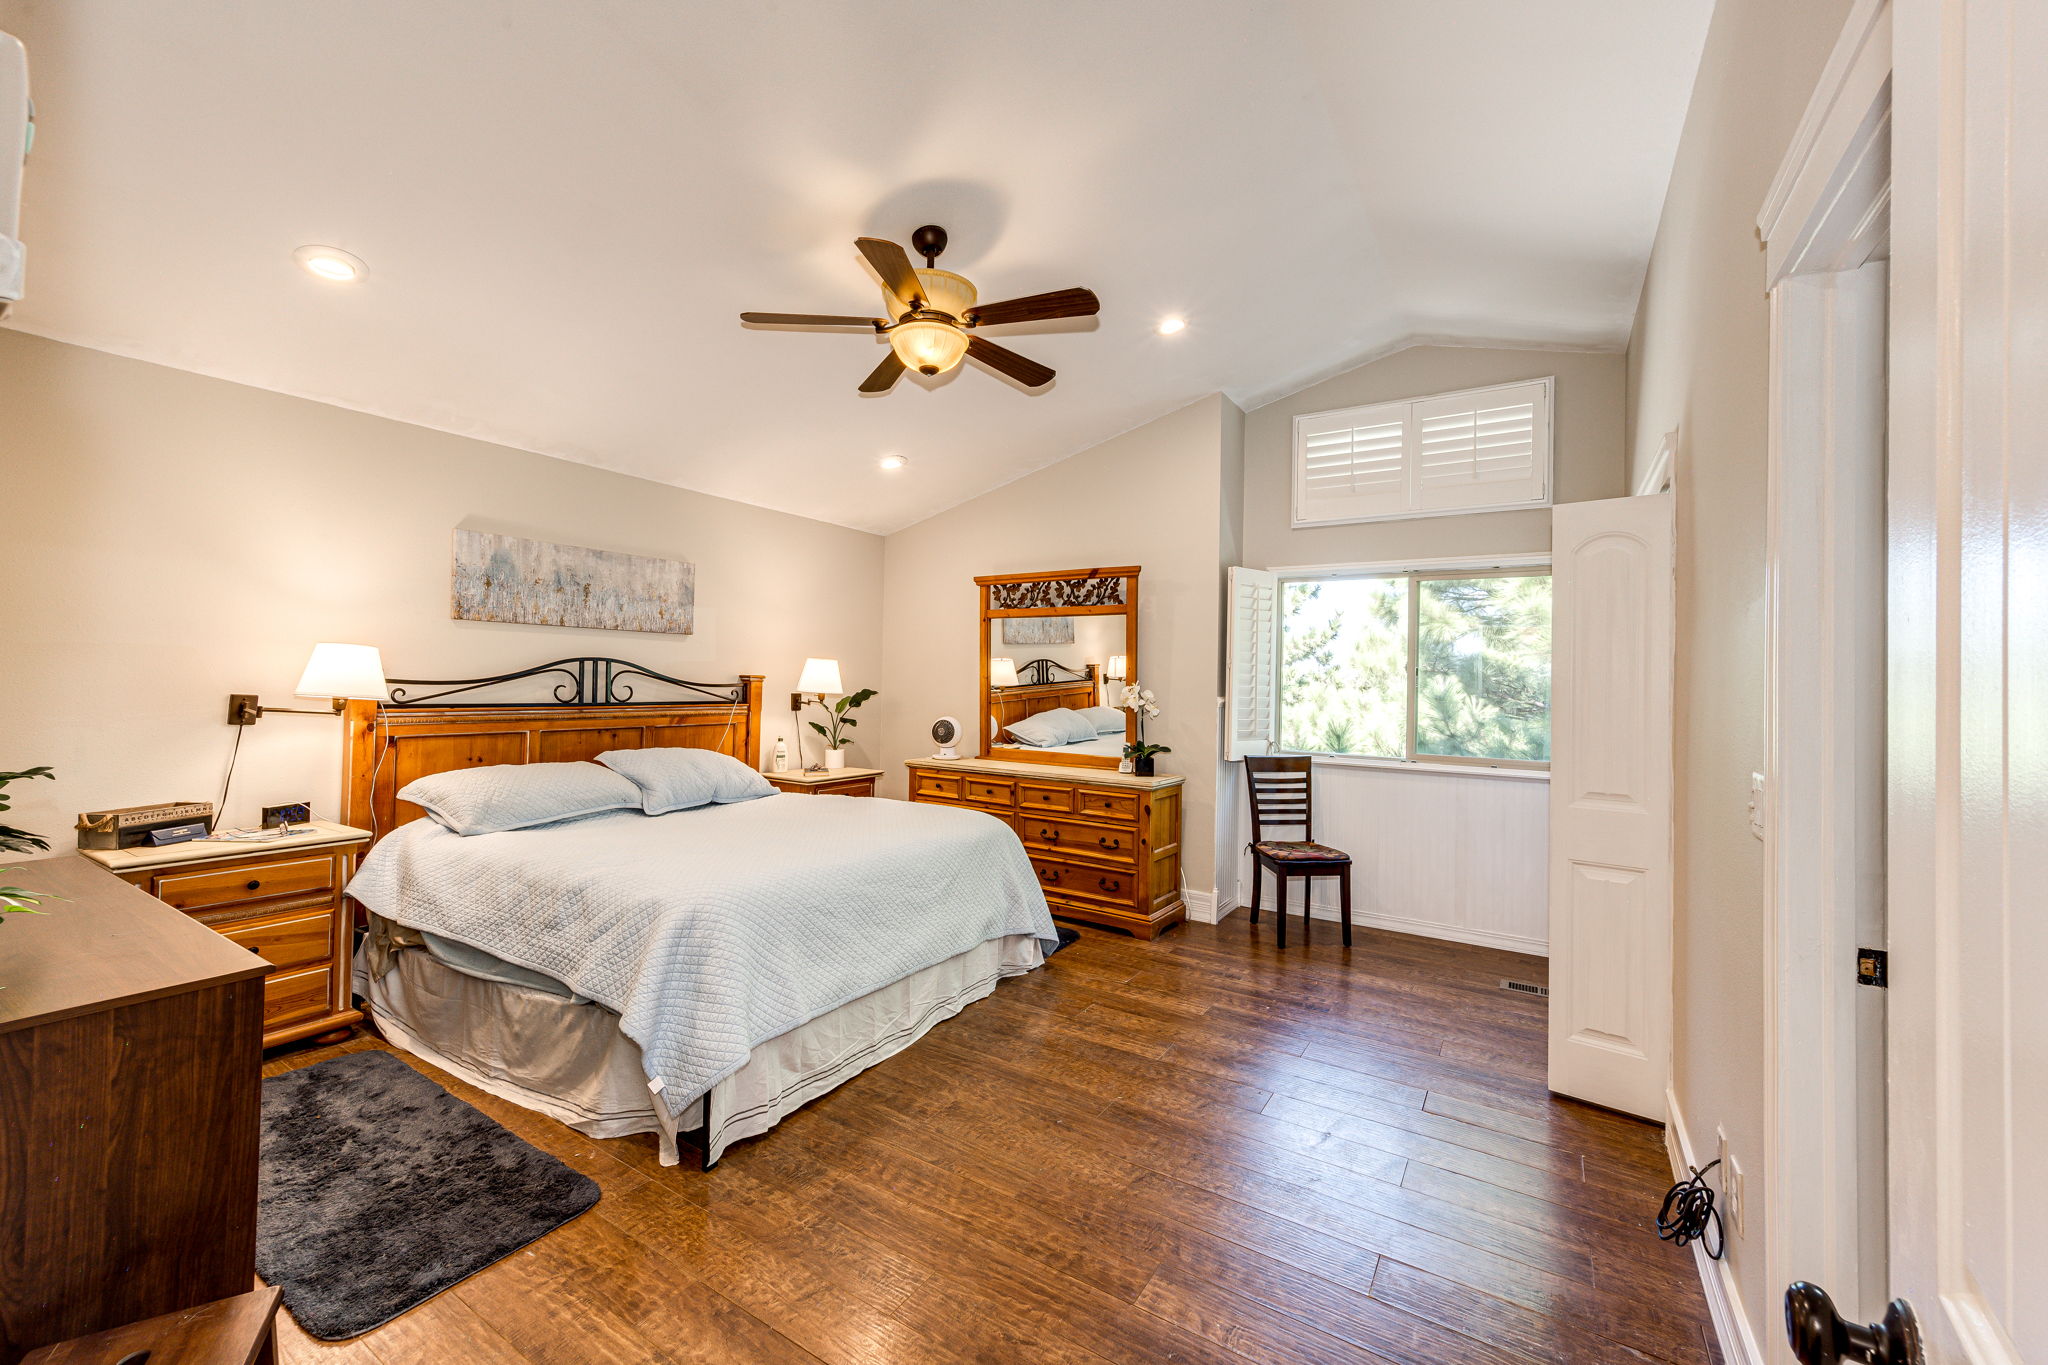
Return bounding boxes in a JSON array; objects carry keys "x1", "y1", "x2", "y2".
[{"x1": 258, "y1": 1049, "x2": 600, "y2": 1340}]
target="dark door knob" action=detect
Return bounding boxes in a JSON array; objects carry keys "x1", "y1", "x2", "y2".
[{"x1": 1785, "y1": 1283, "x2": 1924, "y2": 1365}]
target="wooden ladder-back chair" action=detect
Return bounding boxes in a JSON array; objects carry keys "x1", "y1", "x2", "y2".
[{"x1": 1243, "y1": 755, "x2": 1352, "y2": 947}]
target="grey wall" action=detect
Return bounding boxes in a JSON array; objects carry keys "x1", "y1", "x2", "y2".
[
  {"x1": 0, "y1": 327, "x2": 884, "y2": 844},
  {"x1": 1242, "y1": 344, "x2": 1629, "y2": 570},
  {"x1": 1624, "y1": 0, "x2": 1856, "y2": 1341},
  {"x1": 880, "y1": 395, "x2": 1241, "y2": 901}
]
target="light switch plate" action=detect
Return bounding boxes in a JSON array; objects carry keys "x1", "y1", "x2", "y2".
[{"x1": 1748, "y1": 772, "x2": 1767, "y2": 841}]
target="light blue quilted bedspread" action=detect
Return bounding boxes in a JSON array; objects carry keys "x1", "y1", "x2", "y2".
[{"x1": 346, "y1": 794, "x2": 1057, "y2": 1111}]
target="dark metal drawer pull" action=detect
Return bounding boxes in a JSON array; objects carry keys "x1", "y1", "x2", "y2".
[{"x1": 246, "y1": 879, "x2": 262, "y2": 892}]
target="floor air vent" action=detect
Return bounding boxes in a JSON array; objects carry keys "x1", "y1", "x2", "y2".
[{"x1": 1499, "y1": 979, "x2": 1550, "y2": 998}]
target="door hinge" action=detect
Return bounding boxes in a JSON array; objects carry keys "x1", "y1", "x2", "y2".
[{"x1": 1857, "y1": 948, "x2": 1888, "y2": 988}]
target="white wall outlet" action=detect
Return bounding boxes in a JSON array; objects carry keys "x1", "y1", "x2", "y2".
[
  {"x1": 1713, "y1": 1127, "x2": 1745, "y2": 1238},
  {"x1": 1747, "y1": 771, "x2": 1767, "y2": 841}
]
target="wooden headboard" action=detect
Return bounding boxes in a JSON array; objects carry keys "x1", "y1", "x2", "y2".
[
  {"x1": 991, "y1": 663, "x2": 1100, "y2": 738},
  {"x1": 341, "y1": 658, "x2": 764, "y2": 843}
]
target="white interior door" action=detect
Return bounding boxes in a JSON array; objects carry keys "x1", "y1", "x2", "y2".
[
  {"x1": 1546, "y1": 492, "x2": 1673, "y2": 1120},
  {"x1": 1881, "y1": 0, "x2": 2048, "y2": 1357}
]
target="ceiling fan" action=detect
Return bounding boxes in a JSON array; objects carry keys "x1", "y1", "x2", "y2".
[{"x1": 740, "y1": 225, "x2": 1099, "y2": 394}]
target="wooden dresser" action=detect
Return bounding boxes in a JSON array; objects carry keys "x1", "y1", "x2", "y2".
[
  {"x1": 0, "y1": 856, "x2": 270, "y2": 1365},
  {"x1": 82, "y1": 821, "x2": 370, "y2": 1049},
  {"x1": 905, "y1": 757, "x2": 1184, "y2": 938}
]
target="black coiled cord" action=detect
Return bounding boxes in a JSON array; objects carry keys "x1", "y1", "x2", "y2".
[{"x1": 1657, "y1": 1159, "x2": 1724, "y2": 1259}]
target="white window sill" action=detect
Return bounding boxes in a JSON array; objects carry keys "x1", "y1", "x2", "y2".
[{"x1": 1305, "y1": 754, "x2": 1550, "y2": 783}]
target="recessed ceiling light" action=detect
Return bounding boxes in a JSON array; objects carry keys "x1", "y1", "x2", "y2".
[
  {"x1": 878, "y1": 454, "x2": 909, "y2": 471},
  {"x1": 1156, "y1": 316, "x2": 1187, "y2": 336},
  {"x1": 293, "y1": 245, "x2": 367, "y2": 283}
]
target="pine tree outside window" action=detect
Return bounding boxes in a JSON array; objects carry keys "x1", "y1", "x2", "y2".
[{"x1": 1277, "y1": 569, "x2": 1550, "y2": 769}]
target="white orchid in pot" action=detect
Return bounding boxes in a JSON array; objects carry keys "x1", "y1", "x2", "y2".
[{"x1": 1117, "y1": 682, "x2": 1169, "y2": 776}]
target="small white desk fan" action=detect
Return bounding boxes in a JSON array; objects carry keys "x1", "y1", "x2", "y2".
[{"x1": 930, "y1": 716, "x2": 961, "y2": 759}]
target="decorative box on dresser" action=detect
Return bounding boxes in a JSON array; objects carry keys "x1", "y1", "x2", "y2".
[
  {"x1": 904, "y1": 757, "x2": 1184, "y2": 938},
  {"x1": 82, "y1": 820, "x2": 371, "y2": 1049},
  {"x1": 0, "y1": 856, "x2": 271, "y2": 1365}
]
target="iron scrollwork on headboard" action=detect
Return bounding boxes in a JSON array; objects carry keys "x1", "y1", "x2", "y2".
[
  {"x1": 1005, "y1": 658, "x2": 1092, "y2": 688},
  {"x1": 384, "y1": 656, "x2": 745, "y2": 708}
]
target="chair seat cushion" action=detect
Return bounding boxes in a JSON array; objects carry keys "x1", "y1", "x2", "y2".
[{"x1": 1254, "y1": 840, "x2": 1351, "y2": 863}]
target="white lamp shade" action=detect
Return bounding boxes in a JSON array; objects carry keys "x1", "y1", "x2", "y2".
[
  {"x1": 796, "y1": 657, "x2": 843, "y2": 694},
  {"x1": 294, "y1": 643, "x2": 388, "y2": 700},
  {"x1": 988, "y1": 657, "x2": 1020, "y2": 687},
  {"x1": 1106, "y1": 654, "x2": 1128, "y2": 679}
]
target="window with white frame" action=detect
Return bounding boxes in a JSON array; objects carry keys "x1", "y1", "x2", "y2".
[
  {"x1": 1227, "y1": 564, "x2": 1551, "y2": 768},
  {"x1": 1292, "y1": 378, "x2": 1553, "y2": 527}
]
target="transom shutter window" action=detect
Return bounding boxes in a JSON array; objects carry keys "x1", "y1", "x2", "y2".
[
  {"x1": 1291, "y1": 378, "x2": 1553, "y2": 527},
  {"x1": 1295, "y1": 403, "x2": 1409, "y2": 524}
]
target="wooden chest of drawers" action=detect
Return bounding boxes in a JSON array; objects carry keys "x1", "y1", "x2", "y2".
[
  {"x1": 83, "y1": 821, "x2": 371, "y2": 1049},
  {"x1": 905, "y1": 759, "x2": 1184, "y2": 938}
]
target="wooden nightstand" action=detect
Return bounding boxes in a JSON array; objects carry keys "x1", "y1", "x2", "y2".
[
  {"x1": 82, "y1": 820, "x2": 371, "y2": 1049},
  {"x1": 766, "y1": 766, "x2": 882, "y2": 798}
]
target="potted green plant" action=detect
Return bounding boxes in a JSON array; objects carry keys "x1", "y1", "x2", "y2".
[
  {"x1": 1117, "y1": 683, "x2": 1170, "y2": 777},
  {"x1": 1, "y1": 766, "x2": 57, "y2": 926},
  {"x1": 808, "y1": 688, "x2": 877, "y2": 771}
]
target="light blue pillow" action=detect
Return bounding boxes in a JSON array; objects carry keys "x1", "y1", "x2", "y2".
[
  {"x1": 1076, "y1": 705, "x2": 1125, "y2": 735},
  {"x1": 398, "y1": 762, "x2": 641, "y2": 836},
  {"x1": 596, "y1": 747, "x2": 776, "y2": 814},
  {"x1": 1006, "y1": 708, "x2": 1095, "y2": 747}
]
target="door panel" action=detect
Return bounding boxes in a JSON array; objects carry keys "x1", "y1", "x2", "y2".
[{"x1": 1547, "y1": 493, "x2": 1673, "y2": 1119}]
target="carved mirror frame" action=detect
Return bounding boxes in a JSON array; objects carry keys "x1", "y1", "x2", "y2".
[{"x1": 975, "y1": 565, "x2": 1139, "y2": 770}]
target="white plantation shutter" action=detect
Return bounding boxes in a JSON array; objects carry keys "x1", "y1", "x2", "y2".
[
  {"x1": 1293, "y1": 401, "x2": 1409, "y2": 524},
  {"x1": 1226, "y1": 566, "x2": 1279, "y2": 760},
  {"x1": 1292, "y1": 378, "x2": 1552, "y2": 526},
  {"x1": 1412, "y1": 380, "x2": 1549, "y2": 510}
]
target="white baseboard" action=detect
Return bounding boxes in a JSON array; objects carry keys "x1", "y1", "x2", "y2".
[
  {"x1": 1182, "y1": 889, "x2": 1220, "y2": 924},
  {"x1": 1239, "y1": 894, "x2": 1548, "y2": 956},
  {"x1": 1665, "y1": 1086, "x2": 1767, "y2": 1365}
]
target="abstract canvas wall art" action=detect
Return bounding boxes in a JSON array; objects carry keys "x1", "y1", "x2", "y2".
[
  {"x1": 1002, "y1": 616, "x2": 1075, "y2": 646},
  {"x1": 451, "y1": 531, "x2": 695, "y2": 634}
]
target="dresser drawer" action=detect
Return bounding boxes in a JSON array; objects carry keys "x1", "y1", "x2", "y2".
[
  {"x1": 1019, "y1": 815, "x2": 1138, "y2": 864},
  {"x1": 222, "y1": 908, "x2": 335, "y2": 972},
  {"x1": 262, "y1": 965, "x2": 334, "y2": 1029},
  {"x1": 963, "y1": 777, "x2": 1014, "y2": 807},
  {"x1": 912, "y1": 771, "x2": 963, "y2": 801},
  {"x1": 1017, "y1": 782, "x2": 1074, "y2": 813},
  {"x1": 1075, "y1": 788, "x2": 1140, "y2": 823},
  {"x1": 1032, "y1": 857, "x2": 1138, "y2": 907},
  {"x1": 154, "y1": 856, "x2": 335, "y2": 912}
]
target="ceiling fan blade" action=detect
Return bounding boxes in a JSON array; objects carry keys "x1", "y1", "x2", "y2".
[
  {"x1": 740, "y1": 312, "x2": 882, "y2": 327},
  {"x1": 859, "y1": 351, "x2": 907, "y2": 394},
  {"x1": 964, "y1": 288, "x2": 1100, "y2": 328},
  {"x1": 855, "y1": 237, "x2": 924, "y2": 304},
  {"x1": 967, "y1": 336, "x2": 1055, "y2": 388}
]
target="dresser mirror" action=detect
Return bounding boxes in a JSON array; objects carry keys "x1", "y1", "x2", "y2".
[{"x1": 976, "y1": 566, "x2": 1138, "y2": 770}]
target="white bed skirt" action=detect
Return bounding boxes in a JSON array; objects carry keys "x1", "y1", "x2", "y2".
[{"x1": 356, "y1": 933, "x2": 1044, "y2": 1166}]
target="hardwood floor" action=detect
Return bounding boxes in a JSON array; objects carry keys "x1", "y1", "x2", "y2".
[{"x1": 266, "y1": 914, "x2": 1717, "y2": 1365}]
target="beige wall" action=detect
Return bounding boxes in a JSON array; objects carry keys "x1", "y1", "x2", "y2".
[
  {"x1": 1241, "y1": 344, "x2": 1628, "y2": 570},
  {"x1": 0, "y1": 328, "x2": 884, "y2": 848},
  {"x1": 1624, "y1": 0, "x2": 1854, "y2": 1342},
  {"x1": 880, "y1": 395, "x2": 1240, "y2": 902}
]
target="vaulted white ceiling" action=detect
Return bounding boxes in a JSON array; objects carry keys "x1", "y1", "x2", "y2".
[{"x1": 0, "y1": 0, "x2": 1711, "y2": 533}]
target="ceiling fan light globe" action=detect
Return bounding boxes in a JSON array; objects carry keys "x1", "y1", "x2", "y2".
[
  {"x1": 889, "y1": 318, "x2": 969, "y2": 376},
  {"x1": 913, "y1": 268, "x2": 977, "y2": 319}
]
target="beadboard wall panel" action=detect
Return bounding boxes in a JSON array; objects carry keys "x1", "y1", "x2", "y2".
[{"x1": 1227, "y1": 763, "x2": 1549, "y2": 955}]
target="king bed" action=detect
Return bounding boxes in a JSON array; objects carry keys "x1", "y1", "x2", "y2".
[{"x1": 338, "y1": 659, "x2": 1058, "y2": 1167}]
